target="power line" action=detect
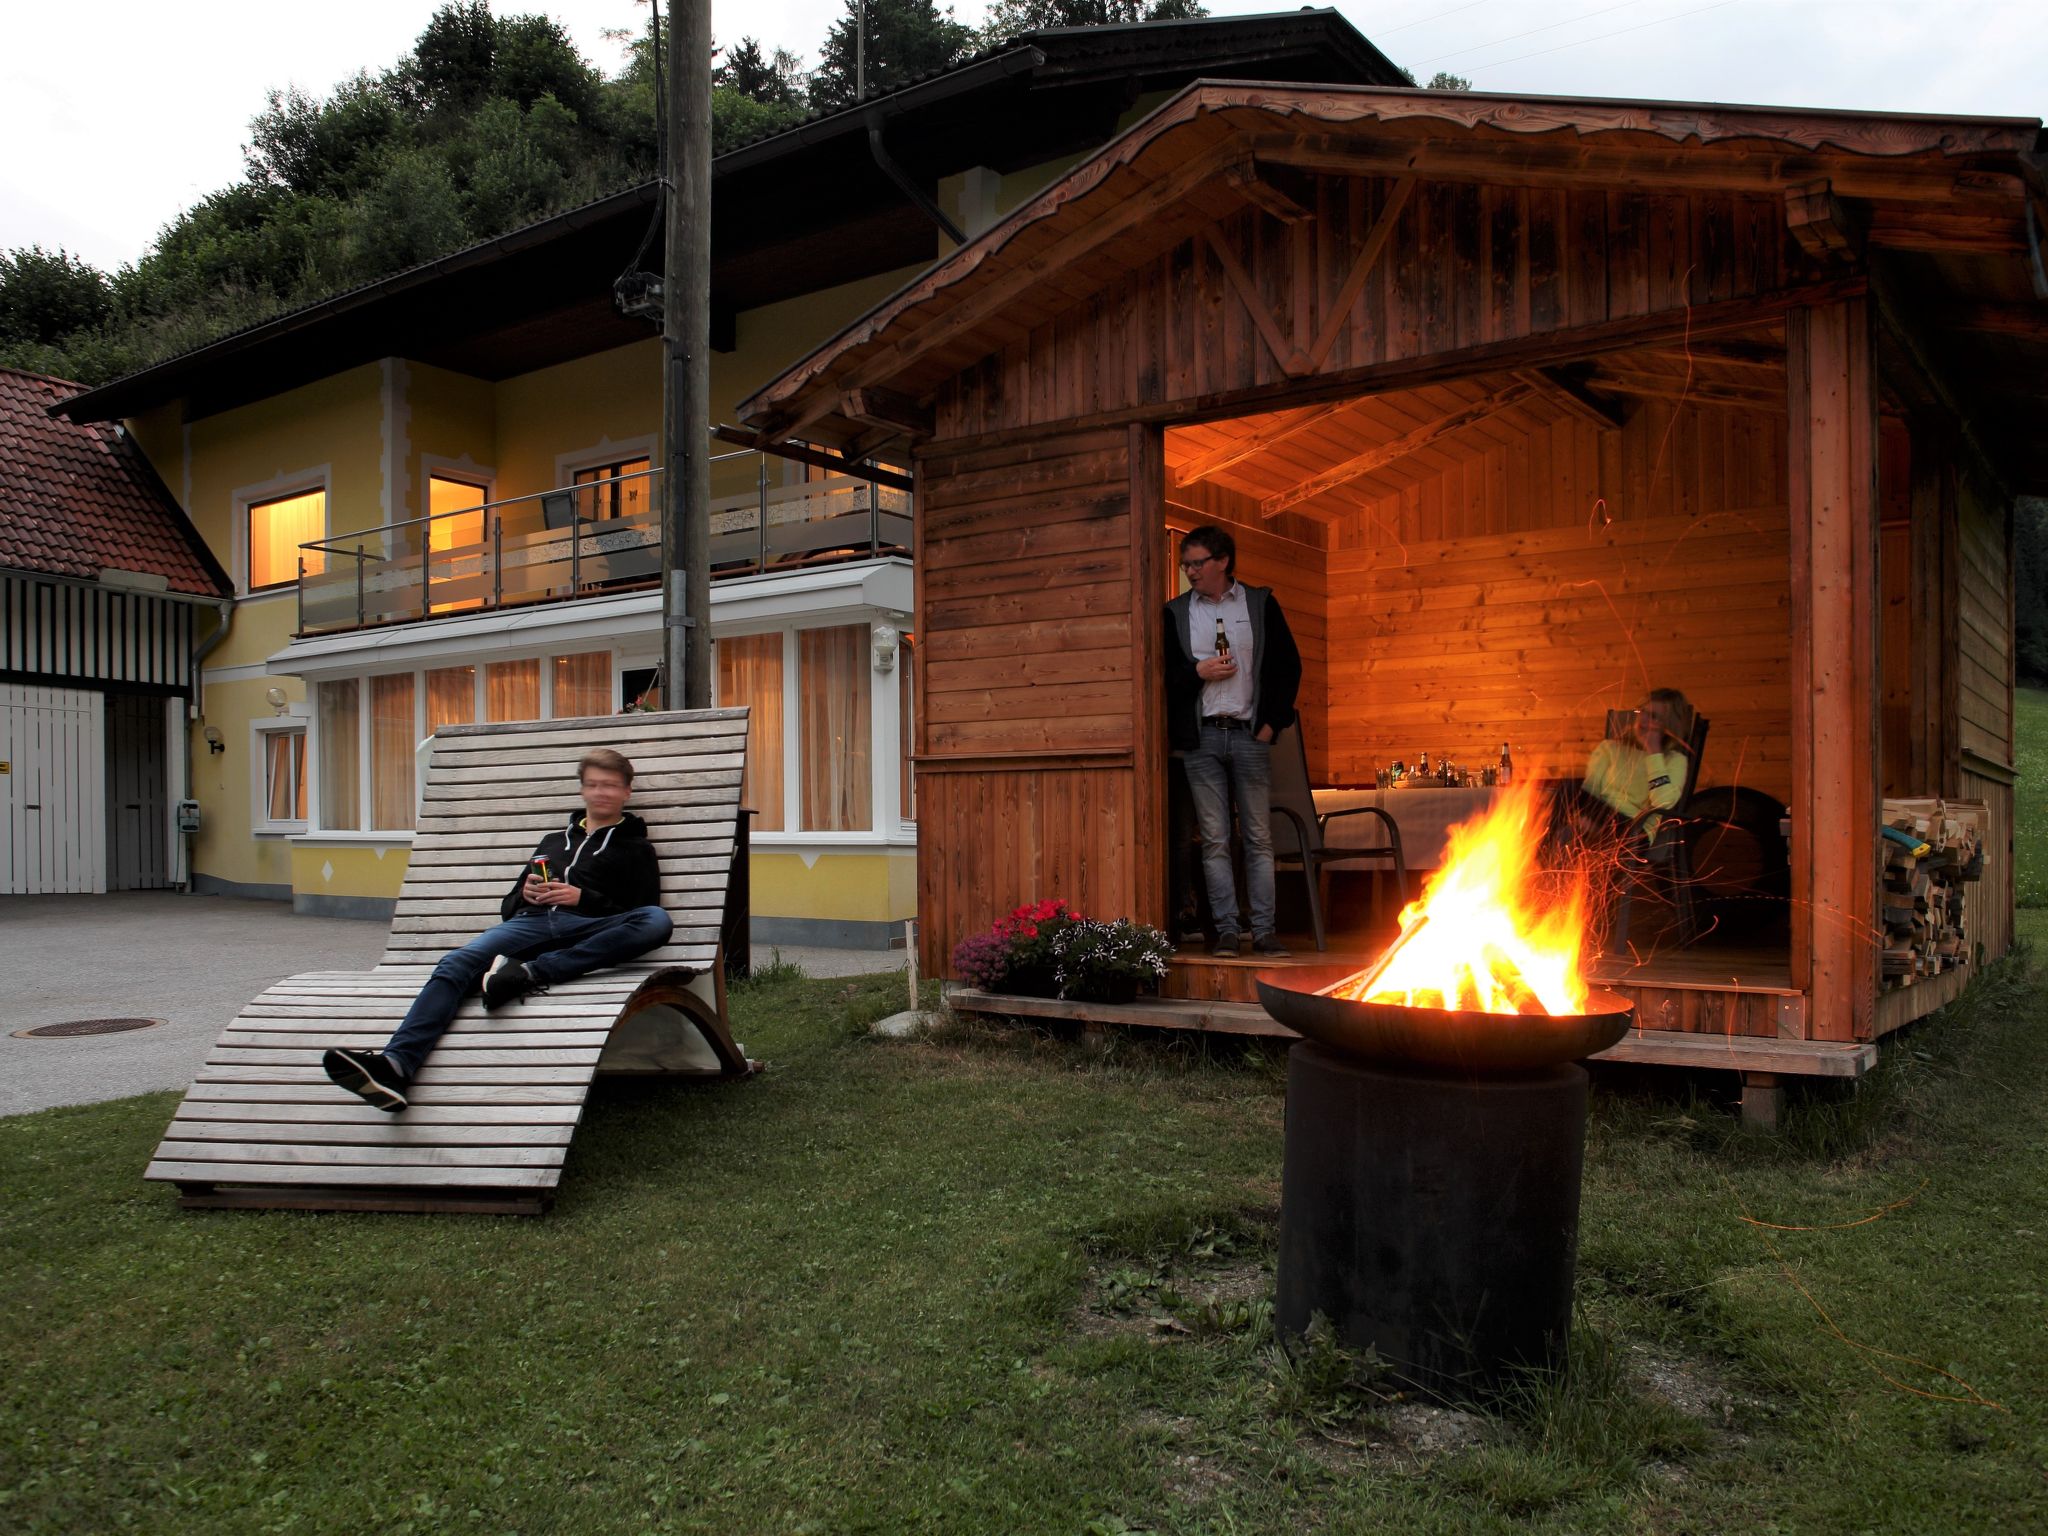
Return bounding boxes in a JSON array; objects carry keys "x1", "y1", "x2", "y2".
[
  {"x1": 1372, "y1": 0, "x2": 1493, "y2": 40},
  {"x1": 1413, "y1": 0, "x2": 1646, "y2": 67},
  {"x1": 1465, "y1": 0, "x2": 1740, "y2": 74}
]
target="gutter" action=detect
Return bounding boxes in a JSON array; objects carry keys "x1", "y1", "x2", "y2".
[
  {"x1": 866, "y1": 116, "x2": 966, "y2": 245},
  {"x1": 181, "y1": 596, "x2": 234, "y2": 891}
]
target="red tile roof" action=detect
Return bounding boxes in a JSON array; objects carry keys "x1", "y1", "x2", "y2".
[{"x1": 0, "y1": 366, "x2": 228, "y2": 597}]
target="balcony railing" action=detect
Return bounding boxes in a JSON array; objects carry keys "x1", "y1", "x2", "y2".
[{"x1": 295, "y1": 457, "x2": 912, "y2": 637}]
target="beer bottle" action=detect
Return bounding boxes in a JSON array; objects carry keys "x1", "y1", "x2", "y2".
[
  {"x1": 1498, "y1": 742, "x2": 1513, "y2": 786},
  {"x1": 1214, "y1": 619, "x2": 1231, "y2": 662}
]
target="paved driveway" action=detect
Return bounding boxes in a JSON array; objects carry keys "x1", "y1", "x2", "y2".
[{"x1": 0, "y1": 893, "x2": 901, "y2": 1117}]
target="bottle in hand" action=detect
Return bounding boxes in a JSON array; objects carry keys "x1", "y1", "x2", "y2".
[{"x1": 1214, "y1": 618, "x2": 1231, "y2": 663}]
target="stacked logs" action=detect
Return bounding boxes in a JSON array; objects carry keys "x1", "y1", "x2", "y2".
[{"x1": 1880, "y1": 798, "x2": 1987, "y2": 987}]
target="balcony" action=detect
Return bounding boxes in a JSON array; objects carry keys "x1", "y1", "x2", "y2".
[{"x1": 295, "y1": 459, "x2": 911, "y2": 637}]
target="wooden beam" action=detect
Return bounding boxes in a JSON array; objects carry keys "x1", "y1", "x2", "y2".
[
  {"x1": 1514, "y1": 365, "x2": 1629, "y2": 429},
  {"x1": 709, "y1": 425, "x2": 914, "y2": 491},
  {"x1": 1171, "y1": 399, "x2": 1358, "y2": 485},
  {"x1": 1305, "y1": 177, "x2": 1415, "y2": 374},
  {"x1": 1260, "y1": 381, "x2": 1533, "y2": 518},
  {"x1": 1225, "y1": 160, "x2": 1317, "y2": 223},
  {"x1": 1785, "y1": 179, "x2": 1865, "y2": 265},
  {"x1": 1943, "y1": 301, "x2": 2048, "y2": 340},
  {"x1": 840, "y1": 386, "x2": 933, "y2": 441},
  {"x1": 1202, "y1": 227, "x2": 1310, "y2": 377},
  {"x1": 1867, "y1": 260, "x2": 2018, "y2": 502},
  {"x1": 1580, "y1": 371, "x2": 1785, "y2": 410}
]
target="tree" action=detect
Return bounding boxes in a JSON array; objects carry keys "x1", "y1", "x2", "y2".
[
  {"x1": 809, "y1": 0, "x2": 975, "y2": 112},
  {"x1": 1426, "y1": 71, "x2": 1472, "y2": 91},
  {"x1": 715, "y1": 37, "x2": 805, "y2": 108},
  {"x1": 980, "y1": 0, "x2": 1204, "y2": 43},
  {"x1": 0, "y1": 247, "x2": 112, "y2": 350}
]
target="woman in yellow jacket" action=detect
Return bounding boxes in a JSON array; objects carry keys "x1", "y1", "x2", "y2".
[{"x1": 1580, "y1": 687, "x2": 1693, "y2": 843}]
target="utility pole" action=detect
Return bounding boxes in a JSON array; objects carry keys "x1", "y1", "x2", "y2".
[{"x1": 661, "y1": 0, "x2": 712, "y2": 708}]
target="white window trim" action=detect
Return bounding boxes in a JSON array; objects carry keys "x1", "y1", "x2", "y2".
[
  {"x1": 231, "y1": 464, "x2": 332, "y2": 598},
  {"x1": 250, "y1": 710, "x2": 311, "y2": 836},
  {"x1": 419, "y1": 455, "x2": 496, "y2": 516},
  {"x1": 554, "y1": 435, "x2": 658, "y2": 489}
]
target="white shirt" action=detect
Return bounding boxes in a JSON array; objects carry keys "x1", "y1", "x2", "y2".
[{"x1": 1190, "y1": 583, "x2": 1255, "y2": 721}]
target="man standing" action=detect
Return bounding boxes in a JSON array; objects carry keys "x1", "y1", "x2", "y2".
[
  {"x1": 322, "y1": 747, "x2": 673, "y2": 1112},
  {"x1": 1164, "y1": 525, "x2": 1303, "y2": 959}
]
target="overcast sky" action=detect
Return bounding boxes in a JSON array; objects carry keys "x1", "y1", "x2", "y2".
[{"x1": 4, "y1": 0, "x2": 2041, "y2": 272}]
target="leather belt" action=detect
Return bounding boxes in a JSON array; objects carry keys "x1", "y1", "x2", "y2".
[{"x1": 1202, "y1": 714, "x2": 1254, "y2": 730}]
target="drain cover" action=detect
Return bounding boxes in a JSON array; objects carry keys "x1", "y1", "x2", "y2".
[{"x1": 12, "y1": 1017, "x2": 165, "y2": 1039}]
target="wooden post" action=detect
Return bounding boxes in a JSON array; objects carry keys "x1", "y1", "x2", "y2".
[
  {"x1": 1129, "y1": 424, "x2": 1168, "y2": 928},
  {"x1": 1787, "y1": 299, "x2": 1881, "y2": 1043},
  {"x1": 661, "y1": 0, "x2": 713, "y2": 708}
]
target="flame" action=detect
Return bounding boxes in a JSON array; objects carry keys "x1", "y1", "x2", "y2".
[{"x1": 1331, "y1": 781, "x2": 1591, "y2": 1016}]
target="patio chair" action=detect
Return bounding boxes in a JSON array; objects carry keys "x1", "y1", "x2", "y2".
[
  {"x1": 1603, "y1": 706, "x2": 1711, "y2": 954},
  {"x1": 1268, "y1": 721, "x2": 1408, "y2": 952},
  {"x1": 144, "y1": 708, "x2": 756, "y2": 1217}
]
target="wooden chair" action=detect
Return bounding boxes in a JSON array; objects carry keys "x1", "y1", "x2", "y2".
[
  {"x1": 1268, "y1": 721, "x2": 1408, "y2": 952},
  {"x1": 1603, "y1": 706, "x2": 1711, "y2": 954},
  {"x1": 144, "y1": 708, "x2": 756, "y2": 1217}
]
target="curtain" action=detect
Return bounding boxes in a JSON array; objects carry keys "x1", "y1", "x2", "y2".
[
  {"x1": 718, "y1": 632, "x2": 785, "y2": 831},
  {"x1": 426, "y1": 666, "x2": 477, "y2": 732},
  {"x1": 485, "y1": 659, "x2": 540, "y2": 722},
  {"x1": 266, "y1": 731, "x2": 305, "y2": 822},
  {"x1": 553, "y1": 652, "x2": 612, "y2": 718},
  {"x1": 369, "y1": 672, "x2": 417, "y2": 831},
  {"x1": 250, "y1": 489, "x2": 326, "y2": 588},
  {"x1": 318, "y1": 680, "x2": 360, "y2": 830},
  {"x1": 799, "y1": 624, "x2": 871, "y2": 832}
]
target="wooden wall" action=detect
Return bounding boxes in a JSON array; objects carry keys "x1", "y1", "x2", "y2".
[
  {"x1": 1162, "y1": 477, "x2": 1331, "y2": 783},
  {"x1": 1957, "y1": 464, "x2": 2016, "y2": 962},
  {"x1": 937, "y1": 179, "x2": 1809, "y2": 440},
  {"x1": 913, "y1": 428, "x2": 1164, "y2": 975},
  {"x1": 1321, "y1": 399, "x2": 1793, "y2": 800}
]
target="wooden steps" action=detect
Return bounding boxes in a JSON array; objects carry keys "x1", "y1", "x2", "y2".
[{"x1": 145, "y1": 709, "x2": 755, "y2": 1216}]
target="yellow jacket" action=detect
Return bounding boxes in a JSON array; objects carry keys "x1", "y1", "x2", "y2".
[{"x1": 1583, "y1": 739, "x2": 1687, "y2": 838}]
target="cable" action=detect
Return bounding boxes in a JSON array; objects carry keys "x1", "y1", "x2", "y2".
[
  {"x1": 1466, "y1": 0, "x2": 1739, "y2": 73},
  {"x1": 1413, "y1": 0, "x2": 1646, "y2": 67},
  {"x1": 1373, "y1": 0, "x2": 1493, "y2": 40}
]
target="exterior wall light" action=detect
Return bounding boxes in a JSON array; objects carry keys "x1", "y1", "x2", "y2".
[
  {"x1": 872, "y1": 623, "x2": 899, "y2": 673},
  {"x1": 203, "y1": 726, "x2": 226, "y2": 755},
  {"x1": 266, "y1": 686, "x2": 289, "y2": 715}
]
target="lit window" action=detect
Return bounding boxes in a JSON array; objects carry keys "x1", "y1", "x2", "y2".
[
  {"x1": 719, "y1": 633, "x2": 785, "y2": 831},
  {"x1": 426, "y1": 665, "x2": 477, "y2": 732},
  {"x1": 318, "y1": 679, "x2": 360, "y2": 830},
  {"x1": 552, "y1": 652, "x2": 612, "y2": 718},
  {"x1": 369, "y1": 673, "x2": 417, "y2": 831},
  {"x1": 572, "y1": 457, "x2": 653, "y2": 522},
  {"x1": 485, "y1": 659, "x2": 540, "y2": 722},
  {"x1": 799, "y1": 625, "x2": 870, "y2": 832},
  {"x1": 249, "y1": 489, "x2": 326, "y2": 590},
  {"x1": 260, "y1": 728, "x2": 307, "y2": 827},
  {"x1": 427, "y1": 475, "x2": 487, "y2": 551}
]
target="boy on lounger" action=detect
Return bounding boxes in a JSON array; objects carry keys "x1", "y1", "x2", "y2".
[{"x1": 322, "y1": 747, "x2": 672, "y2": 1113}]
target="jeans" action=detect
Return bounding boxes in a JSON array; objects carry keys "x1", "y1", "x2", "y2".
[
  {"x1": 1181, "y1": 723, "x2": 1275, "y2": 938},
  {"x1": 381, "y1": 904, "x2": 674, "y2": 1077}
]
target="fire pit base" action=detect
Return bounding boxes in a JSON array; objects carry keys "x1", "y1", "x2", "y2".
[{"x1": 1277, "y1": 1041, "x2": 1589, "y2": 1403}]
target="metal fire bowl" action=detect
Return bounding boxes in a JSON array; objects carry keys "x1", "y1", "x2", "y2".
[{"x1": 1254, "y1": 966, "x2": 1634, "y2": 1074}]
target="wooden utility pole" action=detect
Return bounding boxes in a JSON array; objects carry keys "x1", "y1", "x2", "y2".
[{"x1": 661, "y1": 0, "x2": 712, "y2": 708}]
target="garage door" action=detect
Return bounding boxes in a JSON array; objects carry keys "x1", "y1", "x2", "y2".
[{"x1": 0, "y1": 683, "x2": 105, "y2": 895}]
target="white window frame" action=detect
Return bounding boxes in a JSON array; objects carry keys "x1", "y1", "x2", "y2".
[
  {"x1": 250, "y1": 710, "x2": 311, "y2": 835},
  {"x1": 231, "y1": 466, "x2": 331, "y2": 600}
]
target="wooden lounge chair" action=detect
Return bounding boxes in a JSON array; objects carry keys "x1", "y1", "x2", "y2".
[{"x1": 144, "y1": 707, "x2": 756, "y2": 1216}]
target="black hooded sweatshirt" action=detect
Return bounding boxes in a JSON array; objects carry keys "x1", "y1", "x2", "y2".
[{"x1": 499, "y1": 810, "x2": 662, "y2": 921}]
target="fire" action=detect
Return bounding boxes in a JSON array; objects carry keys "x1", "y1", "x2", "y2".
[{"x1": 1330, "y1": 781, "x2": 1591, "y2": 1016}]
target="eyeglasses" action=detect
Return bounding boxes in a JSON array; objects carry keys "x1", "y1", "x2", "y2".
[{"x1": 1179, "y1": 555, "x2": 1217, "y2": 571}]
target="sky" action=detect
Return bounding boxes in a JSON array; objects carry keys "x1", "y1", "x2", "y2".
[{"x1": 3, "y1": 0, "x2": 2042, "y2": 273}]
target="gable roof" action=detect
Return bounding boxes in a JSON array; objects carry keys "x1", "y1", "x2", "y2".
[
  {"x1": 735, "y1": 80, "x2": 2047, "y2": 474},
  {"x1": 52, "y1": 9, "x2": 1403, "y2": 427},
  {"x1": 0, "y1": 368, "x2": 229, "y2": 597}
]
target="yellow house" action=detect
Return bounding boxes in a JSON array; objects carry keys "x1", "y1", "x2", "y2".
[{"x1": 48, "y1": 12, "x2": 1402, "y2": 945}]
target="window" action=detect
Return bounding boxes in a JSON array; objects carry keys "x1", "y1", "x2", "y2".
[
  {"x1": 553, "y1": 652, "x2": 612, "y2": 718},
  {"x1": 369, "y1": 673, "x2": 417, "y2": 831},
  {"x1": 249, "y1": 488, "x2": 326, "y2": 590},
  {"x1": 899, "y1": 633, "x2": 916, "y2": 824},
  {"x1": 719, "y1": 633, "x2": 785, "y2": 831},
  {"x1": 318, "y1": 680, "x2": 361, "y2": 830},
  {"x1": 427, "y1": 475, "x2": 487, "y2": 552},
  {"x1": 426, "y1": 665, "x2": 477, "y2": 733},
  {"x1": 799, "y1": 624, "x2": 871, "y2": 832},
  {"x1": 257, "y1": 727, "x2": 307, "y2": 829},
  {"x1": 485, "y1": 659, "x2": 540, "y2": 722},
  {"x1": 572, "y1": 457, "x2": 652, "y2": 522}
]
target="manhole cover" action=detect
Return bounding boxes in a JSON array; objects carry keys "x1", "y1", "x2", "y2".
[{"x1": 12, "y1": 1017, "x2": 165, "y2": 1039}]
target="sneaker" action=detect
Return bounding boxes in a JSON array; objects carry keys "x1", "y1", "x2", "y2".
[
  {"x1": 482, "y1": 960, "x2": 547, "y2": 1011},
  {"x1": 1212, "y1": 931, "x2": 1241, "y2": 959},
  {"x1": 323, "y1": 1047, "x2": 410, "y2": 1113},
  {"x1": 1252, "y1": 935, "x2": 1293, "y2": 958}
]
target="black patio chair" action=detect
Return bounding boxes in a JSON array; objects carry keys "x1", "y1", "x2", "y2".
[
  {"x1": 1604, "y1": 706, "x2": 1711, "y2": 954},
  {"x1": 1269, "y1": 721, "x2": 1408, "y2": 952}
]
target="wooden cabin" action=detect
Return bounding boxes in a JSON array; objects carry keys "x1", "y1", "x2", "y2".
[{"x1": 738, "y1": 83, "x2": 2048, "y2": 1095}]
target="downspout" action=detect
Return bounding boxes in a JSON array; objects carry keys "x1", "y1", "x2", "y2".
[
  {"x1": 182, "y1": 596, "x2": 235, "y2": 892},
  {"x1": 865, "y1": 115, "x2": 966, "y2": 246}
]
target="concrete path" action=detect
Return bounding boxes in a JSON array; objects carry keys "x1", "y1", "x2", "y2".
[{"x1": 0, "y1": 893, "x2": 900, "y2": 1117}]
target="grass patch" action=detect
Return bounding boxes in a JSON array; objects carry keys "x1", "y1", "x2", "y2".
[{"x1": 2016, "y1": 685, "x2": 2048, "y2": 906}]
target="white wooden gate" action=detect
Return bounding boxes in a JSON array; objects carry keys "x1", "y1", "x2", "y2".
[{"x1": 0, "y1": 683, "x2": 105, "y2": 895}]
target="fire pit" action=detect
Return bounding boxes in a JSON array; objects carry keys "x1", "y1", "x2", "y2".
[{"x1": 1257, "y1": 784, "x2": 1629, "y2": 1401}]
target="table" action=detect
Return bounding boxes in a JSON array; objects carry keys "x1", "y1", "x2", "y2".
[{"x1": 1311, "y1": 786, "x2": 1505, "y2": 870}]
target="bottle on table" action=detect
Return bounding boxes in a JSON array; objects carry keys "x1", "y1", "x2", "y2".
[{"x1": 1498, "y1": 741, "x2": 1513, "y2": 787}]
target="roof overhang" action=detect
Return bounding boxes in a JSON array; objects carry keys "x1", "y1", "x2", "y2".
[{"x1": 736, "y1": 80, "x2": 2048, "y2": 485}]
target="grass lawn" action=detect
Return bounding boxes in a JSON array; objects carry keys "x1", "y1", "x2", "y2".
[
  {"x1": 2014, "y1": 686, "x2": 2048, "y2": 908},
  {"x1": 5, "y1": 950, "x2": 2047, "y2": 1534}
]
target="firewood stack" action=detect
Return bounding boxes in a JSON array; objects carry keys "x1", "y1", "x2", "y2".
[{"x1": 1880, "y1": 798, "x2": 1987, "y2": 987}]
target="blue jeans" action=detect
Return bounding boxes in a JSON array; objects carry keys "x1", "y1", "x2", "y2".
[
  {"x1": 1182, "y1": 723, "x2": 1276, "y2": 938},
  {"x1": 381, "y1": 905, "x2": 674, "y2": 1077}
]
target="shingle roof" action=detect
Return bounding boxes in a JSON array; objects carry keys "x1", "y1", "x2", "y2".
[{"x1": 0, "y1": 367, "x2": 229, "y2": 596}]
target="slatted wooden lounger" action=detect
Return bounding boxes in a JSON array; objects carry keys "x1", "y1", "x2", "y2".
[{"x1": 145, "y1": 707, "x2": 755, "y2": 1216}]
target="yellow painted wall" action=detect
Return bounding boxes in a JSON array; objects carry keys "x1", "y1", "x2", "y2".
[
  {"x1": 492, "y1": 341, "x2": 660, "y2": 499},
  {"x1": 291, "y1": 841, "x2": 410, "y2": 903},
  {"x1": 405, "y1": 362, "x2": 498, "y2": 519},
  {"x1": 747, "y1": 850, "x2": 918, "y2": 925}
]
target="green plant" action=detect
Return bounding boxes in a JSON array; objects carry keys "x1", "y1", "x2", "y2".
[{"x1": 1051, "y1": 918, "x2": 1173, "y2": 1003}]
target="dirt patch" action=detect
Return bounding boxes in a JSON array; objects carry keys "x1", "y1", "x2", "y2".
[
  {"x1": 1624, "y1": 1340, "x2": 1759, "y2": 1443},
  {"x1": 1073, "y1": 1256, "x2": 1272, "y2": 1341}
]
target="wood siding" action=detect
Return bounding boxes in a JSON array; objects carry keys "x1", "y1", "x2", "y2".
[
  {"x1": 1322, "y1": 399, "x2": 1792, "y2": 797},
  {"x1": 937, "y1": 180, "x2": 1806, "y2": 441}
]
